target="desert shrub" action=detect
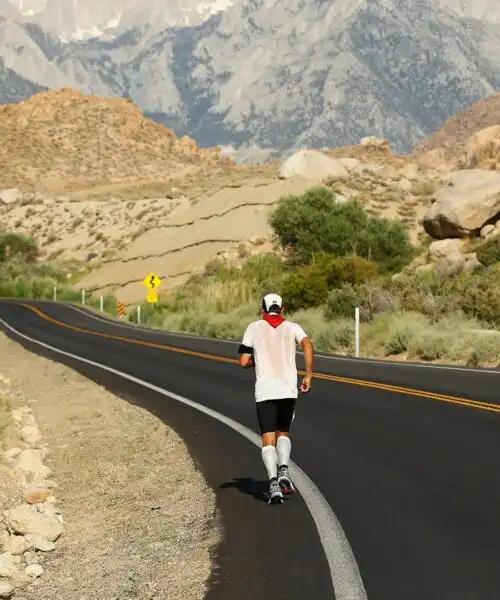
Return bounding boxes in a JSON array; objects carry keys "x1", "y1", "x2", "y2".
[
  {"x1": 311, "y1": 253, "x2": 379, "y2": 287},
  {"x1": 476, "y1": 236, "x2": 500, "y2": 266},
  {"x1": 281, "y1": 264, "x2": 329, "y2": 312},
  {"x1": 464, "y1": 334, "x2": 500, "y2": 366},
  {"x1": 315, "y1": 320, "x2": 355, "y2": 354},
  {"x1": 409, "y1": 330, "x2": 451, "y2": 361},
  {"x1": 459, "y1": 268, "x2": 500, "y2": 325},
  {"x1": 280, "y1": 254, "x2": 379, "y2": 313},
  {"x1": 0, "y1": 233, "x2": 39, "y2": 263},
  {"x1": 241, "y1": 253, "x2": 287, "y2": 296},
  {"x1": 241, "y1": 253, "x2": 285, "y2": 282},
  {"x1": 363, "y1": 312, "x2": 429, "y2": 356},
  {"x1": 324, "y1": 284, "x2": 360, "y2": 320},
  {"x1": 268, "y1": 187, "x2": 414, "y2": 271}
]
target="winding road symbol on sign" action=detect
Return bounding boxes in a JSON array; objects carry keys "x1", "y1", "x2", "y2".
[{"x1": 144, "y1": 273, "x2": 161, "y2": 291}]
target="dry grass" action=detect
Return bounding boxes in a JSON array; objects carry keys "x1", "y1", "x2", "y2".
[{"x1": 0, "y1": 333, "x2": 219, "y2": 600}]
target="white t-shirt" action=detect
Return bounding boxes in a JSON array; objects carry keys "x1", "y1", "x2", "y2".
[{"x1": 240, "y1": 319, "x2": 308, "y2": 402}]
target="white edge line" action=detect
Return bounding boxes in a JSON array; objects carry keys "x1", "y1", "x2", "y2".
[
  {"x1": 67, "y1": 304, "x2": 500, "y2": 375},
  {"x1": 0, "y1": 316, "x2": 367, "y2": 600}
]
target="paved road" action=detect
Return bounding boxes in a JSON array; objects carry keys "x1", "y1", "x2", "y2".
[{"x1": 1, "y1": 300, "x2": 500, "y2": 600}]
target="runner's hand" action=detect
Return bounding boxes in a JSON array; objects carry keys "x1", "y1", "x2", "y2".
[{"x1": 300, "y1": 375, "x2": 312, "y2": 393}]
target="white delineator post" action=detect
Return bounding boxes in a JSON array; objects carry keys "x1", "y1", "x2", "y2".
[
  {"x1": 81, "y1": 289, "x2": 86, "y2": 305},
  {"x1": 137, "y1": 305, "x2": 141, "y2": 324},
  {"x1": 53, "y1": 286, "x2": 57, "y2": 302},
  {"x1": 355, "y1": 307, "x2": 360, "y2": 358},
  {"x1": 100, "y1": 296, "x2": 104, "y2": 312}
]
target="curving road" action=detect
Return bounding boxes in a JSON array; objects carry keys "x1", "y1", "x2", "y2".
[{"x1": 1, "y1": 299, "x2": 500, "y2": 600}]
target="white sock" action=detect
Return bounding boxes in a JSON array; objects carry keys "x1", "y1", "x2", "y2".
[
  {"x1": 261, "y1": 445, "x2": 278, "y2": 480},
  {"x1": 276, "y1": 436, "x2": 291, "y2": 468}
]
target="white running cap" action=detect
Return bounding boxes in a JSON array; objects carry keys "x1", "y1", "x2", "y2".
[{"x1": 262, "y1": 293, "x2": 283, "y2": 314}]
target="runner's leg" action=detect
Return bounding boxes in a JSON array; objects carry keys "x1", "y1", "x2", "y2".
[
  {"x1": 256, "y1": 400, "x2": 283, "y2": 503},
  {"x1": 276, "y1": 398, "x2": 296, "y2": 494}
]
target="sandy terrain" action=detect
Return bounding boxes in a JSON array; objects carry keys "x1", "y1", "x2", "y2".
[{"x1": 0, "y1": 332, "x2": 219, "y2": 599}]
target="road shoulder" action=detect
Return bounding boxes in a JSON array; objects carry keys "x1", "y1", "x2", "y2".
[{"x1": 0, "y1": 331, "x2": 219, "y2": 600}]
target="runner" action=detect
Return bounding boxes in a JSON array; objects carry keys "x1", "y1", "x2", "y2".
[{"x1": 238, "y1": 293, "x2": 315, "y2": 504}]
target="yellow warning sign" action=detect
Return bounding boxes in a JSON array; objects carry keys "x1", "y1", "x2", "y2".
[
  {"x1": 147, "y1": 290, "x2": 158, "y2": 303},
  {"x1": 143, "y1": 273, "x2": 162, "y2": 291}
]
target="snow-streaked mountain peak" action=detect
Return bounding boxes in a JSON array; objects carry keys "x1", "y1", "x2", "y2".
[{"x1": 5, "y1": 0, "x2": 236, "y2": 40}]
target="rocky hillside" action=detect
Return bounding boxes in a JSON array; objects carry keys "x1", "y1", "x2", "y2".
[
  {"x1": 3, "y1": 89, "x2": 500, "y2": 306},
  {"x1": 0, "y1": 88, "x2": 229, "y2": 195},
  {"x1": 3, "y1": 0, "x2": 500, "y2": 155},
  {"x1": 413, "y1": 93, "x2": 500, "y2": 168},
  {"x1": 0, "y1": 89, "x2": 443, "y2": 303}
]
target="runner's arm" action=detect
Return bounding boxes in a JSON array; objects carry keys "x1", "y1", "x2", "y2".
[
  {"x1": 294, "y1": 324, "x2": 314, "y2": 392},
  {"x1": 301, "y1": 336, "x2": 314, "y2": 378},
  {"x1": 238, "y1": 345, "x2": 254, "y2": 368},
  {"x1": 238, "y1": 325, "x2": 254, "y2": 368}
]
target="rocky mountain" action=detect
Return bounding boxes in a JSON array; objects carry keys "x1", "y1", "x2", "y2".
[
  {"x1": 2, "y1": 0, "x2": 500, "y2": 156},
  {"x1": 5, "y1": 0, "x2": 235, "y2": 39}
]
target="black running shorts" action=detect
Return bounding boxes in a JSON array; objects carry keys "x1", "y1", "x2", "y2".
[{"x1": 256, "y1": 398, "x2": 296, "y2": 435}]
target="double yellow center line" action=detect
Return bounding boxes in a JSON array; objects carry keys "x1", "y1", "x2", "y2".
[{"x1": 21, "y1": 303, "x2": 500, "y2": 415}]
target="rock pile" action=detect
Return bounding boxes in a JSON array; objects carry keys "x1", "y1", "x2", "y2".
[{"x1": 0, "y1": 376, "x2": 62, "y2": 599}]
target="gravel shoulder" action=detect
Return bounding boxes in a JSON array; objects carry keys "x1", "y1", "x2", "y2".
[{"x1": 0, "y1": 331, "x2": 219, "y2": 600}]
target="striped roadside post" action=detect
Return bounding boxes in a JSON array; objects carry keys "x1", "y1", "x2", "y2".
[{"x1": 117, "y1": 301, "x2": 126, "y2": 318}]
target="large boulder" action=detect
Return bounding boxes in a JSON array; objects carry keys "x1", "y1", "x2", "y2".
[
  {"x1": 278, "y1": 150, "x2": 348, "y2": 180},
  {"x1": 423, "y1": 169, "x2": 500, "y2": 239}
]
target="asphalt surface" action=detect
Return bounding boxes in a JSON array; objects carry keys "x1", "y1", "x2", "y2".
[{"x1": 1, "y1": 299, "x2": 500, "y2": 600}]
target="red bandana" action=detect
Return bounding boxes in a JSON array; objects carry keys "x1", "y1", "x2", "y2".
[{"x1": 263, "y1": 313, "x2": 286, "y2": 328}]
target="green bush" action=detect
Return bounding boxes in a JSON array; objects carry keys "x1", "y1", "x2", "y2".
[
  {"x1": 311, "y1": 253, "x2": 380, "y2": 287},
  {"x1": 281, "y1": 264, "x2": 329, "y2": 312},
  {"x1": 0, "y1": 233, "x2": 39, "y2": 263},
  {"x1": 280, "y1": 254, "x2": 380, "y2": 313},
  {"x1": 476, "y1": 236, "x2": 500, "y2": 266},
  {"x1": 268, "y1": 187, "x2": 414, "y2": 271},
  {"x1": 324, "y1": 284, "x2": 360, "y2": 320}
]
